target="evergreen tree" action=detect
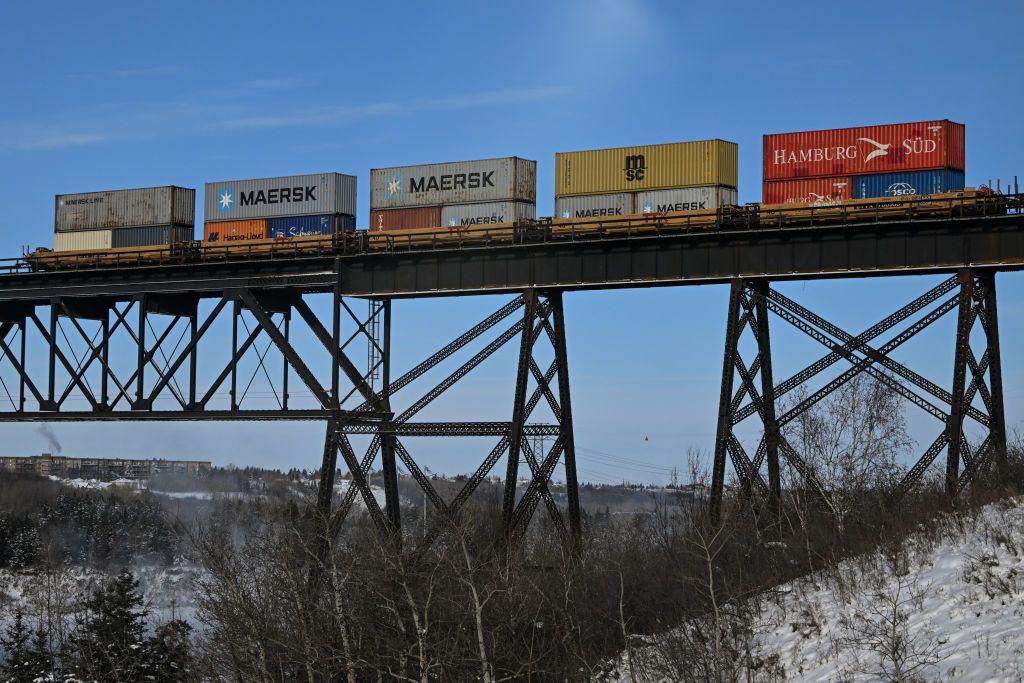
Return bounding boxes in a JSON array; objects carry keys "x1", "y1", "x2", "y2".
[
  {"x1": 0, "y1": 609, "x2": 54, "y2": 683},
  {"x1": 67, "y1": 569, "x2": 148, "y2": 682},
  {"x1": 144, "y1": 620, "x2": 196, "y2": 682}
]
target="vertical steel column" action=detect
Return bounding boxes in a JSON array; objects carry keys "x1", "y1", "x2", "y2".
[
  {"x1": 282, "y1": 312, "x2": 290, "y2": 411},
  {"x1": 503, "y1": 290, "x2": 539, "y2": 530},
  {"x1": 47, "y1": 299, "x2": 57, "y2": 409},
  {"x1": 230, "y1": 298, "x2": 239, "y2": 411},
  {"x1": 188, "y1": 311, "x2": 198, "y2": 408},
  {"x1": 551, "y1": 291, "x2": 581, "y2": 540},
  {"x1": 980, "y1": 271, "x2": 1008, "y2": 475},
  {"x1": 317, "y1": 420, "x2": 340, "y2": 516},
  {"x1": 332, "y1": 263, "x2": 342, "y2": 410},
  {"x1": 711, "y1": 279, "x2": 744, "y2": 524},
  {"x1": 380, "y1": 300, "x2": 402, "y2": 538},
  {"x1": 753, "y1": 281, "x2": 782, "y2": 509},
  {"x1": 947, "y1": 270, "x2": 975, "y2": 497},
  {"x1": 135, "y1": 295, "x2": 146, "y2": 409},
  {"x1": 18, "y1": 318, "x2": 26, "y2": 412},
  {"x1": 101, "y1": 315, "x2": 110, "y2": 407}
]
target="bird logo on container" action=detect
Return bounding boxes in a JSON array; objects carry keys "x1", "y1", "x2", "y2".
[
  {"x1": 218, "y1": 189, "x2": 236, "y2": 213},
  {"x1": 858, "y1": 138, "x2": 891, "y2": 164},
  {"x1": 384, "y1": 176, "x2": 403, "y2": 199},
  {"x1": 886, "y1": 182, "x2": 917, "y2": 197}
]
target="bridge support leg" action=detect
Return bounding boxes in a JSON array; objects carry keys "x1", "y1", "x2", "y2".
[
  {"x1": 379, "y1": 300, "x2": 403, "y2": 542},
  {"x1": 711, "y1": 281, "x2": 743, "y2": 524},
  {"x1": 551, "y1": 291, "x2": 581, "y2": 541},
  {"x1": 503, "y1": 290, "x2": 538, "y2": 532}
]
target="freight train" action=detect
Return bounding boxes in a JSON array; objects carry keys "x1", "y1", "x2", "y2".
[
  {"x1": 24, "y1": 118, "x2": 1015, "y2": 272},
  {"x1": 24, "y1": 188, "x2": 1009, "y2": 272}
]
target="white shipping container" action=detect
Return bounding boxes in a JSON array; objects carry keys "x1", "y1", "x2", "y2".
[
  {"x1": 55, "y1": 186, "x2": 194, "y2": 232},
  {"x1": 440, "y1": 201, "x2": 535, "y2": 227},
  {"x1": 54, "y1": 230, "x2": 112, "y2": 252},
  {"x1": 554, "y1": 193, "x2": 634, "y2": 220},
  {"x1": 371, "y1": 157, "x2": 536, "y2": 209},
  {"x1": 636, "y1": 186, "x2": 738, "y2": 214},
  {"x1": 205, "y1": 173, "x2": 357, "y2": 221}
]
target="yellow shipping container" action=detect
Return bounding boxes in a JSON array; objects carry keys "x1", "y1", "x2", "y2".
[{"x1": 555, "y1": 139, "x2": 737, "y2": 197}]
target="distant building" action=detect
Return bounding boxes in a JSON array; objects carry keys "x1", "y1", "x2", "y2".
[{"x1": 0, "y1": 453, "x2": 211, "y2": 480}]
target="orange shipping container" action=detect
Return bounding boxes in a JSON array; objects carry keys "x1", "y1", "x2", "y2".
[
  {"x1": 762, "y1": 177, "x2": 852, "y2": 205},
  {"x1": 203, "y1": 219, "x2": 267, "y2": 242},
  {"x1": 369, "y1": 206, "x2": 442, "y2": 231}
]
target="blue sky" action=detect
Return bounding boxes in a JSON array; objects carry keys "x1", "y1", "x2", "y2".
[{"x1": 0, "y1": 1, "x2": 1022, "y2": 484}]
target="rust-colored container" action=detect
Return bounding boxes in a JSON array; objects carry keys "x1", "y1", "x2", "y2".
[
  {"x1": 369, "y1": 206, "x2": 442, "y2": 231},
  {"x1": 763, "y1": 120, "x2": 964, "y2": 181},
  {"x1": 762, "y1": 177, "x2": 852, "y2": 205},
  {"x1": 203, "y1": 219, "x2": 267, "y2": 242}
]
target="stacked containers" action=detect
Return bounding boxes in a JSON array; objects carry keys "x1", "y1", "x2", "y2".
[
  {"x1": 203, "y1": 173, "x2": 357, "y2": 242},
  {"x1": 554, "y1": 139, "x2": 738, "y2": 219},
  {"x1": 762, "y1": 120, "x2": 965, "y2": 204},
  {"x1": 53, "y1": 186, "x2": 195, "y2": 252},
  {"x1": 369, "y1": 157, "x2": 536, "y2": 230}
]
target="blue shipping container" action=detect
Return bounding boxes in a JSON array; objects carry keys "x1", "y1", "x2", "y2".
[
  {"x1": 267, "y1": 214, "x2": 355, "y2": 238},
  {"x1": 852, "y1": 170, "x2": 965, "y2": 199}
]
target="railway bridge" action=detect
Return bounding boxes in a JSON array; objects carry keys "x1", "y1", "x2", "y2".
[{"x1": 1, "y1": 196, "x2": 1022, "y2": 543}]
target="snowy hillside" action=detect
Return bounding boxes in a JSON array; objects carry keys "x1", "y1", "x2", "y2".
[{"x1": 610, "y1": 497, "x2": 1024, "y2": 682}]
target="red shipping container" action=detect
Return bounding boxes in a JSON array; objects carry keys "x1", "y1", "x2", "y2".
[
  {"x1": 369, "y1": 206, "x2": 442, "y2": 231},
  {"x1": 763, "y1": 120, "x2": 964, "y2": 181},
  {"x1": 762, "y1": 177, "x2": 852, "y2": 205}
]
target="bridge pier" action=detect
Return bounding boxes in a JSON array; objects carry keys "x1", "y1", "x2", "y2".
[{"x1": 711, "y1": 271, "x2": 1009, "y2": 524}]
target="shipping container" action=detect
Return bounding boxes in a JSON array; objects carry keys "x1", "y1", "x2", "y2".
[
  {"x1": 763, "y1": 120, "x2": 964, "y2": 181},
  {"x1": 852, "y1": 169, "x2": 965, "y2": 199},
  {"x1": 111, "y1": 225, "x2": 194, "y2": 248},
  {"x1": 370, "y1": 206, "x2": 443, "y2": 231},
  {"x1": 203, "y1": 219, "x2": 268, "y2": 242},
  {"x1": 636, "y1": 186, "x2": 738, "y2": 214},
  {"x1": 267, "y1": 214, "x2": 355, "y2": 239},
  {"x1": 762, "y1": 177, "x2": 853, "y2": 205},
  {"x1": 555, "y1": 139, "x2": 737, "y2": 197},
  {"x1": 554, "y1": 193, "x2": 634, "y2": 220},
  {"x1": 440, "y1": 201, "x2": 535, "y2": 228},
  {"x1": 54, "y1": 230, "x2": 112, "y2": 252},
  {"x1": 205, "y1": 173, "x2": 357, "y2": 221},
  {"x1": 370, "y1": 157, "x2": 536, "y2": 209},
  {"x1": 55, "y1": 186, "x2": 194, "y2": 232}
]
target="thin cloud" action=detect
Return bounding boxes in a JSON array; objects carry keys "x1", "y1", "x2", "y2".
[
  {"x1": 210, "y1": 85, "x2": 571, "y2": 130},
  {"x1": 0, "y1": 124, "x2": 114, "y2": 152},
  {"x1": 109, "y1": 65, "x2": 182, "y2": 78}
]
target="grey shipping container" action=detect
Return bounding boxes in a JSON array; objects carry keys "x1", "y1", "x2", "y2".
[
  {"x1": 111, "y1": 225, "x2": 195, "y2": 248},
  {"x1": 636, "y1": 186, "x2": 738, "y2": 214},
  {"x1": 205, "y1": 173, "x2": 357, "y2": 221},
  {"x1": 554, "y1": 193, "x2": 635, "y2": 220},
  {"x1": 55, "y1": 186, "x2": 195, "y2": 232},
  {"x1": 440, "y1": 201, "x2": 536, "y2": 227},
  {"x1": 371, "y1": 157, "x2": 536, "y2": 209}
]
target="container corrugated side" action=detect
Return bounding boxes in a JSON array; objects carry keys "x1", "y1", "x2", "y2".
[
  {"x1": 54, "y1": 230, "x2": 113, "y2": 252},
  {"x1": 370, "y1": 207, "x2": 442, "y2": 231},
  {"x1": 203, "y1": 219, "x2": 268, "y2": 242},
  {"x1": 852, "y1": 169, "x2": 965, "y2": 199},
  {"x1": 205, "y1": 173, "x2": 357, "y2": 220},
  {"x1": 636, "y1": 186, "x2": 738, "y2": 213},
  {"x1": 554, "y1": 193, "x2": 635, "y2": 219},
  {"x1": 763, "y1": 120, "x2": 965, "y2": 181},
  {"x1": 111, "y1": 225, "x2": 194, "y2": 248},
  {"x1": 55, "y1": 186, "x2": 195, "y2": 231},
  {"x1": 762, "y1": 177, "x2": 853, "y2": 205},
  {"x1": 267, "y1": 214, "x2": 355, "y2": 238},
  {"x1": 440, "y1": 201, "x2": 535, "y2": 227},
  {"x1": 370, "y1": 157, "x2": 537, "y2": 209},
  {"x1": 555, "y1": 140, "x2": 737, "y2": 196}
]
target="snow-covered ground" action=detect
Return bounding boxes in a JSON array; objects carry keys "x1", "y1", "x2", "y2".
[{"x1": 609, "y1": 497, "x2": 1024, "y2": 682}]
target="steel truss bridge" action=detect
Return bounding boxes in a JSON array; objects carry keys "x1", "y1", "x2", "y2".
[{"x1": 0, "y1": 195, "x2": 1022, "y2": 545}]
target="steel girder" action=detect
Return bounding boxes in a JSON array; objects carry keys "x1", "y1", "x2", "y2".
[
  {"x1": 315, "y1": 288, "x2": 580, "y2": 550},
  {"x1": 710, "y1": 271, "x2": 1008, "y2": 523}
]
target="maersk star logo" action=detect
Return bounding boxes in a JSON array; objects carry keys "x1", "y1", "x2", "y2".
[
  {"x1": 218, "y1": 190, "x2": 235, "y2": 212},
  {"x1": 385, "y1": 176, "x2": 402, "y2": 198},
  {"x1": 561, "y1": 210, "x2": 571, "y2": 218},
  {"x1": 642, "y1": 203, "x2": 653, "y2": 213},
  {"x1": 448, "y1": 218, "x2": 458, "y2": 227},
  {"x1": 858, "y1": 137, "x2": 891, "y2": 163}
]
